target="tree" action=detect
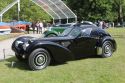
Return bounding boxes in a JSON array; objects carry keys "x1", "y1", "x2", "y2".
[
  {"x1": 0, "y1": 0, "x2": 51, "y2": 22},
  {"x1": 66, "y1": 0, "x2": 115, "y2": 22},
  {"x1": 1, "y1": 0, "x2": 125, "y2": 24},
  {"x1": 112, "y1": 0, "x2": 125, "y2": 25}
]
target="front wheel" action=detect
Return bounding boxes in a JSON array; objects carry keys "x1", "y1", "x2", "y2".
[
  {"x1": 102, "y1": 41, "x2": 113, "y2": 58},
  {"x1": 28, "y1": 48, "x2": 51, "y2": 70}
]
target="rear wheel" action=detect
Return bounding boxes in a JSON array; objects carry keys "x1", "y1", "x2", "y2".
[
  {"x1": 102, "y1": 41, "x2": 113, "y2": 58},
  {"x1": 28, "y1": 48, "x2": 51, "y2": 70}
]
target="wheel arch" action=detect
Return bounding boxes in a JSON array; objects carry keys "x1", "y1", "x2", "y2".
[
  {"x1": 96, "y1": 36, "x2": 117, "y2": 55},
  {"x1": 26, "y1": 41, "x2": 74, "y2": 63},
  {"x1": 101, "y1": 36, "x2": 117, "y2": 52}
]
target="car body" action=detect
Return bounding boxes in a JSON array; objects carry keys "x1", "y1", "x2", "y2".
[{"x1": 12, "y1": 24, "x2": 116, "y2": 70}]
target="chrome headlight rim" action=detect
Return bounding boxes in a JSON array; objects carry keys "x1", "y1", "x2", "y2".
[
  {"x1": 22, "y1": 42, "x2": 29, "y2": 51},
  {"x1": 15, "y1": 41, "x2": 23, "y2": 47}
]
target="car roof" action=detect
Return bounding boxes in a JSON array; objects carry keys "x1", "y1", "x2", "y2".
[{"x1": 73, "y1": 23, "x2": 98, "y2": 29}]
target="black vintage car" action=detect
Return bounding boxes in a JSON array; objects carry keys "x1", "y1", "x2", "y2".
[{"x1": 12, "y1": 24, "x2": 116, "y2": 70}]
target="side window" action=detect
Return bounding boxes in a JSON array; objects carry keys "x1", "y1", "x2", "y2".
[
  {"x1": 81, "y1": 28, "x2": 92, "y2": 37},
  {"x1": 69, "y1": 28, "x2": 81, "y2": 38}
]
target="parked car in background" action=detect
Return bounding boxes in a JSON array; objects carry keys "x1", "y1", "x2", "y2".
[
  {"x1": 0, "y1": 22, "x2": 11, "y2": 35},
  {"x1": 12, "y1": 24, "x2": 116, "y2": 70},
  {"x1": 0, "y1": 25, "x2": 11, "y2": 35},
  {"x1": 43, "y1": 23, "x2": 76, "y2": 37},
  {"x1": 10, "y1": 21, "x2": 31, "y2": 31}
]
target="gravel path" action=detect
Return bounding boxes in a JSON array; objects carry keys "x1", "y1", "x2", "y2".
[{"x1": 0, "y1": 34, "x2": 41, "y2": 60}]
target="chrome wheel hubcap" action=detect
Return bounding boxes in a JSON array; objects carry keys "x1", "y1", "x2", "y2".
[{"x1": 35, "y1": 54, "x2": 46, "y2": 66}]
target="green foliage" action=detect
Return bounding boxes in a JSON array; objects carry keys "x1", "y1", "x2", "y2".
[
  {"x1": 1, "y1": 0, "x2": 125, "y2": 23},
  {"x1": 111, "y1": 0, "x2": 125, "y2": 24},
  {"x1": 0, "y1": 0, "x2": 51, "y2": 22},
  {"x1": 67, "y1": 0, "x2": 125, "y2": 22}
]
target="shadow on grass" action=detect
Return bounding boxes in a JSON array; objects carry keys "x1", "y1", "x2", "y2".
[
  {"x1": 5, "y1": 57, "x2": 30, "y2": 71},
  {"x1": 5, "y1": 55, "x2": 102, "y2": 70},
  {"x1": 50, "y1": 55, "x2": 102, "y2": 66}
]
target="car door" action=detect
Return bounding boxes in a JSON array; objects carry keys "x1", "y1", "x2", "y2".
[{"x1": 69, "y1": 30, "x2": 97, "y2": 58}]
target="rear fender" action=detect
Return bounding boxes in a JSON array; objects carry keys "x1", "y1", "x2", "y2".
[
  {"x1": 26, "y1": 41, "x2": 74, "y2": 63},
  {"x1": 102, "y1": 36, "x2": 117, "y2": 51},
  {"x1": 97, "y1": 36, "x2": 116, "y2": 51},
  {"x1": 96, "y1": 36, "x2": 116, "y2": 55}
]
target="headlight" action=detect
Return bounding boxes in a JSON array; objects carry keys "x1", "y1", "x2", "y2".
[
  {"x1": 23, "y1": 42, "x2": 29, "y2": 50},
  {"x1": 15, "y1": 41, "x2": 23, "y2": 47}
]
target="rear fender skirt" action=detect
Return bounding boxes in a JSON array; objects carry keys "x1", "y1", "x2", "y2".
[{"x1": 26, "y1": 41, "x2": 74, "y2": 63}]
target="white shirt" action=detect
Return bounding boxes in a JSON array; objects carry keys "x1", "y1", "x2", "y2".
[{"x1": 39, "y1": 22, "x2": 43, "y2": 27}]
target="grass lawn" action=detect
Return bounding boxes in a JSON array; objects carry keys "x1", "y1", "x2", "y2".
[
  {"x1": 0, "y1": 33, "x2": 24, "y2": 41},
  {"x1": 0, "y1": 28, "x2": 125, "y2": 83}
]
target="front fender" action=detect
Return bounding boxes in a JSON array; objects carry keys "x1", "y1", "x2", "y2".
[
  {"x1": 26, "y1": 41, "x2": 74, "y2": 63},
  {"x1": 12, "y1": 36, "x2": 34, "y2": 53},
  {"x1": 12, "y1": 36, "x2": 34, "y2": 48}
]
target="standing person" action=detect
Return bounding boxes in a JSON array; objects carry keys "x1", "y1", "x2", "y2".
[
  {"x1": 43, "y1": 20, "x2": 47, "y2": 32},
  {"x1": 99, "y1": 21, "x2": 103, "y2": 29},
  {"x1": 112, "y1": 22, "x2": 114, "y2": 28},
  {"x1": 36, "y1": 21, "x2": 40, "y2": 34},
  {"x1": 39, "y1": 21, "x2": 43, "y2": 34},
  {"x1": 102, "y1": 21, "x2": 107, "y2": 29},
  {"x1": 31, "y1": 21, "x2": 36, "y2": 34}
]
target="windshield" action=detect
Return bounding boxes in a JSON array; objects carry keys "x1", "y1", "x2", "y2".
[{"x1": 60, "y1": 27, "x2": 81, "y2": 38}]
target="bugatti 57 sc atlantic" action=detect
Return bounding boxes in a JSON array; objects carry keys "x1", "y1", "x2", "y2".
[{"x1": 12, "y1": 23, "x2": 116, "y2": 70}]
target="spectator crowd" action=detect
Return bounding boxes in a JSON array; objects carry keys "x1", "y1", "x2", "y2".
[{"x1": 28, "y1": 20, "x2": 49, "y2": 34}]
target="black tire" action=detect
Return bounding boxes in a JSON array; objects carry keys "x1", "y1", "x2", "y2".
[
  {"x1": 28, "y1": 48, "x2": 51, "y2": 70},
  {"x1": 15, "y1": 53, "x2": 26, "y2": 61},
  {"x1": 46, "y1": 34, "x2": 57, "y2": 37},
  {"x1": 102, "y1": 41, "x2": 113, "y2": 58}
]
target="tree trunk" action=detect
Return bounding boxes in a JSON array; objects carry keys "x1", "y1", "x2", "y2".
[{"x1": 118, "y1": 4, "x2": 123, "y2": 26}]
